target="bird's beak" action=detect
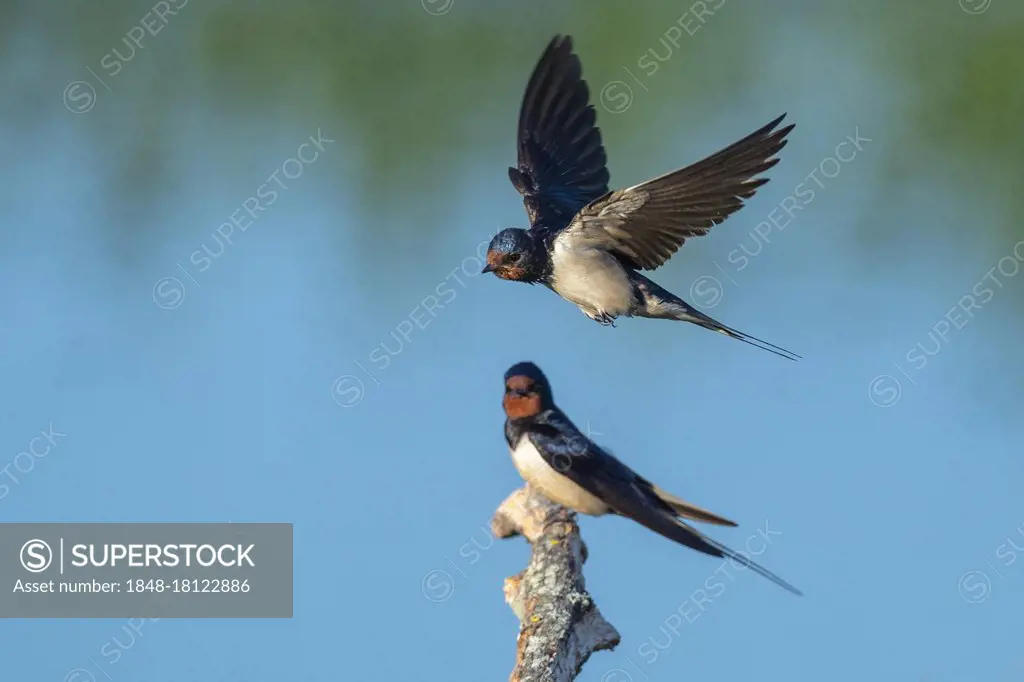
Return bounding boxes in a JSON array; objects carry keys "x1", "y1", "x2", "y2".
[{"x1": 481, "y1": 263, "x2": 495, "y2": 274}]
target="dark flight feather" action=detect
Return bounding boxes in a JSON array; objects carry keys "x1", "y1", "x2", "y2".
[
  {"x1": 510, "y1": 35, "x2": 610, "y2": 235},
  {"x1": 564, "y1": 114, "x2": 794, "y2": 271},
  {"x1": 527, "y1": 409, "x2": 802, "y2": 595}
]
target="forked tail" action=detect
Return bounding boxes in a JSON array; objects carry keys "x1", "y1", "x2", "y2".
[
  {"x1": 633, "y1": 274, "x2": 801, "y2": 361},
  {"x1": 681, "y1": 305, "x2": 801, "y2": 361}
]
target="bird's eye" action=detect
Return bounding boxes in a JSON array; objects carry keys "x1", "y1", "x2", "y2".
[{"x1": 510, "y1": 253, "x2": 523, "y2": 263}]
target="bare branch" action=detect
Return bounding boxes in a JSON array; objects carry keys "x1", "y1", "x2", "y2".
[{"x1": 492, "y1": 485, "x2": 620, "y2": 682}]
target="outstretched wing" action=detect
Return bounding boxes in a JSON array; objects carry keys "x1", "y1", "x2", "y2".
[
  {"x1": 509, "y1": 35, "x2": 610, "y2": 236},
  {"x1": 559, "y1": 114, "x2": 794, "y2": 271}
]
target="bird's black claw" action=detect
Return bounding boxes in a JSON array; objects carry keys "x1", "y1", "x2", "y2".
[{"x1": 581, "y1": 309, "x2": 617, "y2": 326}]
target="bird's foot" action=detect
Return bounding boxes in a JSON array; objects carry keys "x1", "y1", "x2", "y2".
[{"x1": 581, "y1": 308, "x2": 617, "y2": 326}]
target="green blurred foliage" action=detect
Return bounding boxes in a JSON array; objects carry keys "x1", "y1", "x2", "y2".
[{"x1": 3, "y1": 0, "x2": 1022, "y2": 248}]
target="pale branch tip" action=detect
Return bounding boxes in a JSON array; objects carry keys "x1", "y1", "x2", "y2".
[{"x1": 491, "y1": 484, "x2": 620, "y2": 682}]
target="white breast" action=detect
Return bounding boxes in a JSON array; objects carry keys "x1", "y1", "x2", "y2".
[
  {"x1": 549, "y1": 236, "x2": 633, "y2": 319},
  {"x1": 510, "y1": 436, "x2": 610, "y2": 516}
]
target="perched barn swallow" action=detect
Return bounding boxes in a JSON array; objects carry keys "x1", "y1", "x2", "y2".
[
  {"x1": 502, "y1": 361, "x2": 802, "y2": 595},
  {"x1": 482, "y1": 35, "x2": 799, "y2": 360}
]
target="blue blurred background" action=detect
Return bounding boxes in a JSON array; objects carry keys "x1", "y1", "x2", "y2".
[{"x1": 3, "y1": 0, "x2": 1024, "y2": 680}]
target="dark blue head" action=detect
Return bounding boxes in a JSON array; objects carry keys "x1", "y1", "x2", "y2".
[
  {"x1": 503, "y1": 361, "x2": 554, "y2": 419},
  {"x1": 482, "y1": 228, "x2": 547, "y2": 282}
]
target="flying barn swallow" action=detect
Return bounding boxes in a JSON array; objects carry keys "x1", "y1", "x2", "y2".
[
  {"x1": 482, "y1": 35, "x2": 799, "y2": 360},
  {"x1": 501, "y1": 361, "x2": 802, "y2": 595}
]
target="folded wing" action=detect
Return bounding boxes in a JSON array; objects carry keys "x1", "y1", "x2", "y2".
[
  {"x1": 538, "y1": 428, "x2": 802, "y2": 595},
  {"x1": 584, "y1": 469, "x2": 802, "y2": 595},
  {"x1": 647, "y1": 483, "x2": 737, "y2": 527}
]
